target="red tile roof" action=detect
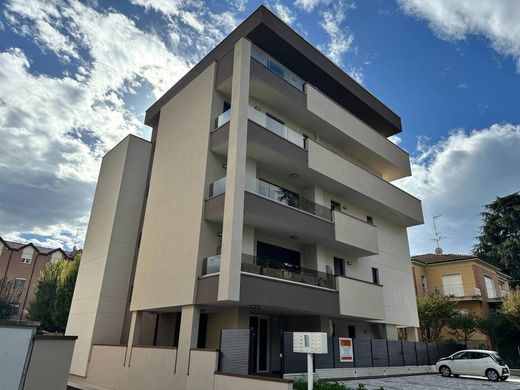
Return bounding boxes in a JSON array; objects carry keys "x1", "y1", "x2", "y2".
[{"x1": 411, "y1": 253, "x2": 476, "y2": 265}]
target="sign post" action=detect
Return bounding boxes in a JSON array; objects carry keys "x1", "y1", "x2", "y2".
[{"x1": 293, "y1": 332, "x2": 328, "y2": 390}]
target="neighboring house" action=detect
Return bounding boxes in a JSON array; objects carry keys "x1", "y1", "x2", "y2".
[
  {"x1": 411, "y1": 253, "x2": 511, "y2": 347},
  {"x1": 65, "y1": 6, "x2": 424, "y2": 387},
  {"x1": 0, "y1": 236, "x2": 73, "y2": 320}
]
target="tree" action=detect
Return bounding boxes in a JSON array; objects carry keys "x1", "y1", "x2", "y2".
[
  {"x1": 417, "y1": 294, "x2": 456, "y2": 342},
  {"x1": 474, "y1": 192, "x2": 520, "y2": 287},
  {"x1": 502, "y1": 288, "x2": 520, "y2": 331},
  {"x1": 448, "y1": 312, "x2": 478, "y2": 347},
  {"x1": 0, "y1": 276, "x2": 23, "y2": 319},
  {"x1": 28, "y1": 254, "x2": 80, "y2": 331},
  {"x1": 477, "y1": 312, "x2": 511, "y2": 349}
]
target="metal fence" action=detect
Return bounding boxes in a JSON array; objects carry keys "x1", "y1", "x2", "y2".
[
  {"x1": 281, "y1": 332, "x2": 464, "y2": 374},
  {"x1": 217, "y1": 329, "x2": 465, "y2": 376}
]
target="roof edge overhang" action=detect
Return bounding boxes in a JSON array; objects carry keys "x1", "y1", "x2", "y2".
[{"x1": 144, "y1": 5, "x2": 402, "y2": 136}]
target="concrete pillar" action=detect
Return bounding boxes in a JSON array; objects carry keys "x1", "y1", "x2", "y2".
[
  {"x1": 125, "y1": 311, "x2": 142, "y2": 366},
  {"x1": 176, "y1": 305, "x2": 200, "y2": 380},
  {"x1": 320, "y1": 316, "x2": 332, "y2": 336},
  {"x1": 406, "y1": 327, "x2": 419, "y2": 342},
  {"x1": 218, "y1": 38, "x2": 251, "y2": 302},
  {"x1": 384, "y1": 324, "x2": 399, "y2": 341}
]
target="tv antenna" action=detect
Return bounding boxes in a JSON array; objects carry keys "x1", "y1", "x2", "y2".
[{"x1": 431, "y1": 215, "x2": 446, "y2": 254}]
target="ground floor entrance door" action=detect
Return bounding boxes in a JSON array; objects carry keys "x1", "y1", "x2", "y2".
[{"x1": 250, "y1": 315, "x2": 269, "y2": 373}]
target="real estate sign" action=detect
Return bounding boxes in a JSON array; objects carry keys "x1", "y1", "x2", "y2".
[{"x1": 338, "y1": 337, "x2": 353, "y2": 363}]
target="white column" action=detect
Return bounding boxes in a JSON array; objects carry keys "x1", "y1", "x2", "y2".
[
  {"x1": 125, "y1": 311, "x2": 142, "y2": 366},
  {"x1": 176, "y1": 305, "x2": 200, "y2": 378},
  {"x1": 218, "y1": 38, "x2": 251, "y2": 302}
]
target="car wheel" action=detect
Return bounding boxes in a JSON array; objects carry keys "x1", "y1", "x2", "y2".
[
  {"x1": 439, "y1": 365, "x2": 452, "y2": 377},
  {"x1": 486, "y1": 369, "x2": 499, "y2": 381}
]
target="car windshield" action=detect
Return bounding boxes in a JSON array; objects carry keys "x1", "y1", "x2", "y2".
[{"x1": 492, "y1": 353, "x2": 505, "y2": 365}]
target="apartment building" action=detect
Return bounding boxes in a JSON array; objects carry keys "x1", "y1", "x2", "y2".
[
  {"x1": 0, "y1": 236, "x2": 72, "y2": 320},
  {"x1": 66, "y1": 6, "x2": 424, "y2": 388},
  {"x1": 412, "y1": 253, "x2": 511, "y2": 347}
]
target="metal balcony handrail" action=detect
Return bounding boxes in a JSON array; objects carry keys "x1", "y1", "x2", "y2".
[
  {"x1": 201, "y1": 253, "x2": 336, "y2": 289},
  {"x1": 420, "y1": 283, "x2": 503, "y2": 299},
  {"x1": 208, "y1": 176, "x2": 332, "y2": 221}
]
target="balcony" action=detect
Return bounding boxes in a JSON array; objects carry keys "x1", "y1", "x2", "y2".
[
  {"x1": 337, "y1": 276, "x2": 385, "y2": 320},
  {"x1": 307, "y1": 140, "x2": 423, "y2": 226},
  {"x1": 333, "y1": 210, "x2": 379, "y2": 256},
  {"x1": 205, "y1": 177, "x2": 378, "y2": 256},
  {"x1": 423, "y1": 284, "x2": 483, "y2": 301},
  {"x1": 211, "y1": 109, "x2": 422, "y2": 227},
  {"x1": 201, "y1": 253, "x2": 335, "y2": 289}
]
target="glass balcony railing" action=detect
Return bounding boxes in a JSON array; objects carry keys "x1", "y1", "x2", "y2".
[
  {"x1": 208, "y1": 177, "x2": 226, "y2": 197},
  {"x1": 251, "y1": 44, "x2": 305, "y2": 91},
  {"x1": 201, "y1": 255, "x2": 221, "y2": 275},
  {"x1": 215, "y1": 109, "x2": 231, "y2": 128},
  {"x1": 248, "y1": 106, "x2": 305, "y2": 148},
  {"x1": 201, "y1": 253, "x2": 336, "y2": 289},
  {"x1": 208, "y1": 176, "x2": 332, "y2": 221},
  {"x1": 213, "y1": 106, "x2": 306, "y2": 149}
]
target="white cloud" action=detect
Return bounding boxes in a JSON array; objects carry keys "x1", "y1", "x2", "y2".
[
  {"x1": 346, "y1": 65, "x2": 364, "y2": 84},
  {"x1": 294, "y1": 0, "x2": 331, "y2": 12},
  {"x1": 457, "y1": 83, "x2": 468, "y2": 89},
  {"x1": 270, "y1": 1, "x2": 296, "y2": 25},
  {"x1": 398, "y1": 0, "x2": 520, "y2": 71},
  {"x1": 318, "y1": 1, "x2": 355, "y2": 65},
  {"x1": 395, "y1": 123, "x2": 520, "y2": 255},
  {"x1": 0, "y1": 0, "x2": 234, "y2": 249}
]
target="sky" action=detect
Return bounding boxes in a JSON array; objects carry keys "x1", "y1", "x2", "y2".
[{"x1": 0, "y1": 0, "x2": 519, "y2": 255}]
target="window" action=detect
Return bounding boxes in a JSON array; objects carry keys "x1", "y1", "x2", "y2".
[
  {"x1": 366, "y1": 215, "x2": 374, "y2": 224},
  {"x1": 453, "y1": 351, "x2": 471, "y2": 360},
  {"x1": 14, "y1": 278, "x2": 26, "y2": 289},
  {"x1": 442, "y1": 273, "x2": 463, "y2": 296},
  {"x1": 334, "y1": 257, "x2": 345, "y2": 277},
  {"x1": 330, "y1": 200, "x2": 341, "y2": 211},
  {"x1": 20, "y1": 255, "x2": 32, "y2": 264},
  {"x1": 372, "y1": 267, "x2": 380, "y2": 284},
  {"x1": 484, "y1": 275, "x2": 496, "y2": 298},
  {"x1": 348, "y1": 325, "x2": 356, "y2": 338},
  {"x1": 420, "y1": 275, "x2": 427, "y2": 291},
  {"x1": 223, "y1": 101, "x2": 231, "y2": 112}
]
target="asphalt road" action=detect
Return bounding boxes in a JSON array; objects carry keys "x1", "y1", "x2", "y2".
[{"x1": 339, "y1": 374, "x2": 520, "y2": 389}]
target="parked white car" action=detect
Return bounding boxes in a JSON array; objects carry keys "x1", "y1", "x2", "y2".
[{"x1": 436, "y1": 349, "x2": 510, "y2": 381}]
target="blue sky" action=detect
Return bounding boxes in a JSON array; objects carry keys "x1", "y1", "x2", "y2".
[{"x1": 0, "y1": 0, "x2": 519, "y2": 255}]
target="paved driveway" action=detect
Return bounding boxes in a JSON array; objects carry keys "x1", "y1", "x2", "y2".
[{"x1": 340, "y1": 374, "x2": 520, "y2": 389}]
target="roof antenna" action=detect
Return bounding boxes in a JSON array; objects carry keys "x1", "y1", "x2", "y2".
[{"x1": 431, "y1": 215, "x2": 446, "y2": 255}]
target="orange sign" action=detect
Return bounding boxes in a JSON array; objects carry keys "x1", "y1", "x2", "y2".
[{"x1": 339, "y1": 338, "x2": 353, "y2": 363}]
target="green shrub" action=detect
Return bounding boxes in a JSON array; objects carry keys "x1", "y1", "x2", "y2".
[{"x1": 292, "y1": 379, "x2": 383, "y2": 390}]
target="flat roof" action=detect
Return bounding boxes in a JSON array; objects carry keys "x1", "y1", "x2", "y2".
[{"x1": 145, "y1": 5, "x2": 402, "y2": 137}]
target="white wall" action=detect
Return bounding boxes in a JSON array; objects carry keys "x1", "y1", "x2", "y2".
[
  {"x1": 66, "y1": 135, "x2": 152, "y2": 376},
  {"x1": 0, "y1": 324, "x2": 34, "y2": 390}
]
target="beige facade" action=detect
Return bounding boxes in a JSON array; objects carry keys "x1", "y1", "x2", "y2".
[
  {"x1": 411, "y1": 254, "x2": 512, "y2": 347},
  {"x1": 66, "y1": 5, "x2": 423, "y2": 388},
  {"x1": 66, "y1": 135, "x2": 152, "y2": 376}
]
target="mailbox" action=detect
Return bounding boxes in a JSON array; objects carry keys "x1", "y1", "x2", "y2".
[{"x1": 293, "y1": 332, "x2": 328, "y2": 354}]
